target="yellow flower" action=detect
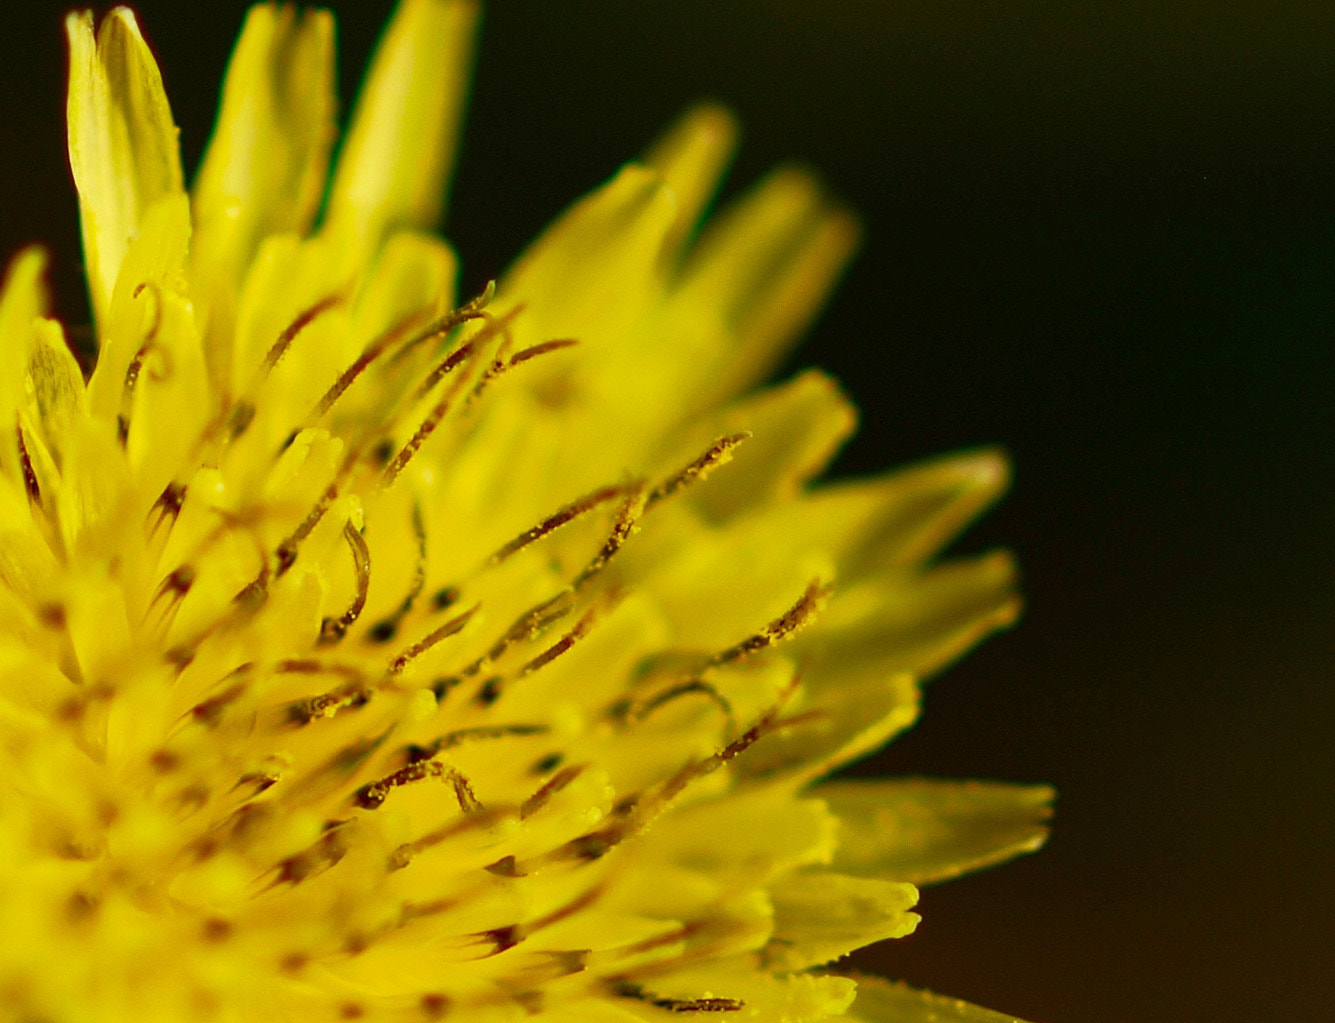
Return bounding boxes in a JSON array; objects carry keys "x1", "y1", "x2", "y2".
[{"x1": 0, "y1": 2, "x2": 1051, "y2": 1021}]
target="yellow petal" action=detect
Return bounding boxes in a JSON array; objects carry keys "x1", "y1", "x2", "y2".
[
  {"x1": 818, "y1": 779, "x2": 1054, "y2": 885},
  {"x1": 85, "y1": 192, "x2": 193, "y2": 426},
  {"x1": 191, "y1": 3, "x2": 336, "y2": 385},
  {"x1": 755, "y1": 448, "x2": 1012, "y2": 577},
  {"x1": 664, "y1": 369, "x2": 857, "y2": 521},
  {"x1": 640, "y1": 782, "x2": 838, "y2": 886},
  {"x1": 848, "y1": 975, "x2": 1038, "y2": 1023},
  {"x1": 643, "y1": 103, "x2": 738, "y2": 256},
  {"x1": 670, "y1": 166, "x2": 860, "y2": 404},
  {"x1": 0, "y1": 248, "x2": 48, "y2": 483},
  {"x1": 805, "y1": 550, "x2": 1022, "y2": 680},
  {"x1": 25, "y1": 319, "x2": 89, "y2": 470},
  {"x1": 500, "y1": 164, "x2": 676, "y2": 355},
  {"x1": 325, "y1": 0, "x2": 479, "y2": 247},
  {"x1": 65, "y1": 8, "x2": 184, "y2": 328},
  {"x1": 738, "y1": 674, "x2": 921, "y2": 783},
  {"x1": 765, "y1": 871, "x2": 919, "y2": 971}
]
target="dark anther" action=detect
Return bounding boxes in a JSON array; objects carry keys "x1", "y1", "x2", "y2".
[
  {"x1": 419, "y1": 993, "x2": 451, "y2": 1019},
  {"x1": 226, "y1": 401, "x2": 256, "y2": 440},
  {"x1": 368, "y1": 619, "x2": 397, "y2": 643},
  {"x1": 474, "y1": 675, "x2": 503, "y2": 707},
  {"x1": 275, "y1": 543, "x2": 298, "y2": 575},
  {"x1": 200, "y1": 918, "x2": 233, "y2": 943},
  {"x1": 532, "y1": 752, "x2": 564, "y2": 775},
  {"x1": 431, "y1": 676, "x2": 461, "y2": 700},
  {"x1": 16, "y1": 425, "x2": 40, "y2": 503},
  {"x1": 477, "y1": 923, "x2": 524, "y2": 956},
  {"x1": 484, "y1": 855, "x2": 520, "y2": 878},
  {"x1": 432, "y1": 585, "x2": 460, "y2": 610}
]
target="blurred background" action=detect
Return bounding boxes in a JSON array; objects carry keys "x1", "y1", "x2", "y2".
[{"x1": 1, "y1": 3, "x2": 1331, "y2": 1021}]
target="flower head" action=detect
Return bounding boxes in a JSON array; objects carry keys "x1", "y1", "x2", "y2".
[{"x1": 0, "y1": 2, "x2": 1051, "y2": 1021}]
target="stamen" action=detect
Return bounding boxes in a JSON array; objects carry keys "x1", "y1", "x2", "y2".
[
  {"x1": 520, "y1": 765, "x2": 585, "y2": 820},
  {"x1": 389, "y1": 604, "x2": 480, "y2": 676},
  {"x1": 286, "y1": 686, "x2": 372, "y2": 727},
  {"x1": 366, "y1": 502, "x2": 427, "y2": 643},
  {"x1": 318, "y1": 522, "x2": 372, "y2": 645},
  {"x1": 309, "y1": 306, "x2": 432, "y2": 422},
  {"x1": 275, "y1": 480, "x2": 340, "y2": 576},
  {"x1": 517, "y1": 607, "x2": 598, "y2": 678},
  {"x1": 707, "y1": 578, "x2": 830, "y2": 667},
  {"x1": 382, "y1": 339, "x2": 486, "y2": 486},
  {"x1": 147, "y1": 480, "x2": 187, "y2": 539},
  {"x1": 489, "y1": 484, "x2": 631, "y2": 565},
  {"x1": 258, "y1": 294, "x2": 343, "y2": 380},
  {"x1": 648, "y1": 432, "x2": 749, "y2": 507},
  {"x1": 16, "y1": 422, "x2": 39, "y2": 504},
  {"x1": 572, "y1": 486, "x2": 648, "y2": 589},
  {"x1": 118, "y1": 288, "x2": 172, "y2": 446},
  {"x1": 148, "y1": 564, "x2": 195, "y2": 630},
  {"x1": 409, "y1": 336, "x2": 480, "y2": 403},
  {"x1": 505, "y1": 337, "x2": 578, "y2": 369},
  {"x1": 612, "y1": 982, "x2": 743, "y2": 1013},
  {"x1": 271, "y1": 823, "x2": 351, "y2": 887},
  {"x1": 615, "y1": 680, "x2": 735, "y2": 728},
  {"x1": 450, "y1": 591, "x2": 575, "y2": 687},
  {"x1": 473, "y1": 923, "x2": 524, "y2": 956},
  {"x1": 387, "y1": 806, "x2": 506, "y2": 872},
  {"x1": 131, "y1": 281, "x2": 164, "y2": 342},
  {"x1": 406, "y1": 723, "x2": 548, "y2": 763},
  {"x1": 353, "y1": 758, "x2": 481, "y2": 812},
  {"x1": 390, "y1": 280, "x2": 496, "y2": 368},
  {"x1": 509, "y1": 685, "x2": 801, "y2": 876}
]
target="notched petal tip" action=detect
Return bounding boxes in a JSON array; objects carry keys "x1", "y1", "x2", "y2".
[
  {"x1": 66, "y1": 4, "x2": 184, "y2": 329},
  {"x1": 819, "y1": 778, "x2": 1055, "y2": 887},
  {"x1": 675, "y1": 164, "x2": 861, "y2": 395}
]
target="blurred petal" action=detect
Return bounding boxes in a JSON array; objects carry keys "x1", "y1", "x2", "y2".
[
  {"x1": 848, "y1": 975, "x2": 1038, "y2": 1023},
  {"x1": 806, "y1": 550, "x2": 1022, "y2": 680},
  {"x1": 191, "y1": 4, "x2": 336, "y2": 385},
  {"x1": 66, "y1": 8, "x2": 184, "y2": 327},
  {"x1": 819, "y1": 779, "x2": 1055, "y2": 885},
  {"x1": 500, "y1": 164, "x2": 676, "y2": 352},
  {"x1": 755, "y1": 449, "x2": 1012, "y2": 577},
  {"x1": 325, "y1": 0, "x2": 478, "y2": 246},
  {"x1": 25, "y1": 319, "x2": 88, "y2": 470},
  {"x1": 737, "y1": 674, "x2": 922, "y2": 783},
  {"x1": 671, "y1": 167, "x2": 860, "y2": 404},
  {"x1": 668, "y1": 369, "x2": 858, "y2": 521},
  {"x1": 643, "y1": 103, "x2": 738, "y2": 255},
  {"x1": 86, "y1": 193, "x2": 193, "y2": 426},
  {"x1": 0, "y1": 249, "x2": 48, "y2": 484}
]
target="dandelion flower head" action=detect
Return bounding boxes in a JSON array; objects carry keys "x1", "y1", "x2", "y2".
[{"x1": 0, "y1": 2, "x2": 1052, "y2": 1020}]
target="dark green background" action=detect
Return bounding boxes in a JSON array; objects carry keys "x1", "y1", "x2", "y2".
[{"x1": 1, "y1": 3, "x2": 1330, "y2": 1021}]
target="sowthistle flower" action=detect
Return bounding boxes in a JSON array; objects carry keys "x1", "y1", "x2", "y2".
[{"x1": 0, "y1": 2, "x2": 1052, "y2": 1020}]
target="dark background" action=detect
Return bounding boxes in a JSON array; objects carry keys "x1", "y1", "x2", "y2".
[{"x1": 1, "y1": 3, "x2": 1331, "y2": 1021}]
